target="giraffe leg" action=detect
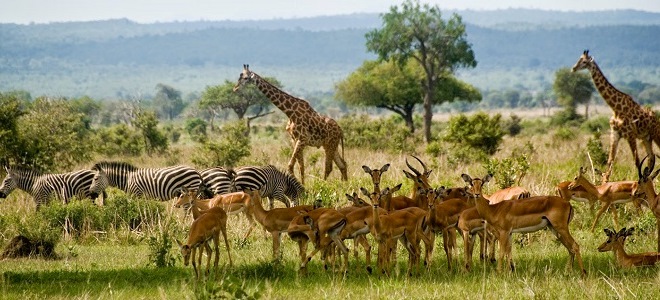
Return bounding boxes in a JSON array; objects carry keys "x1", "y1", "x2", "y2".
[
  {"x1": 603, "y1": 129, "x2": 621, "y2": 184},
  {"x1": 626, "y1": 137, "x2": 640, "y2": 170},
  {"x1": 323, "y1": 146, "x2": 334, "y2": 180},
  {"x1": 332, "y1": 148, "x2": 348, "y2": 181},
  {"x1": 641, "y1": 136, "x2": 655, "y2": 170},
  {"x1": 289, "y1": 140, "x2": 306, "y2": 185}
]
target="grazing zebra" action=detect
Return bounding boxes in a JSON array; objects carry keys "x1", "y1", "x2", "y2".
[
  {"x1": 90, "y1": 161, "x2": 202, "y2": 201},
  {"x1": 198, "y1": 167, "x2": 235, "y2": 198},
  {"x1": 230, "y1": 165, "x2": 305, "y2": 209},
  {"x1": 0, "y1": 165, "x2": 105, "y2": 208}
]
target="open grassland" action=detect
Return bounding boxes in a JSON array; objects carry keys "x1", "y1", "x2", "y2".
[{"x1": 2, "y1": 113, "x2": 660, "y2": 299}]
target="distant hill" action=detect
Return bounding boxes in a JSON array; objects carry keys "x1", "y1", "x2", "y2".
[{"x1": 1, "y1": 9, "x2": 659, "y2": 99}]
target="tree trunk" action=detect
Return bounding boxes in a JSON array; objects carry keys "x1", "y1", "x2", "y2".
[{"x1": 423, "y1": 84, "x2": 435, "y2": 143}]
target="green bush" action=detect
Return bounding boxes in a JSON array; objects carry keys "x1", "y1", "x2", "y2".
[
  {"x1": 191, "y1": 120, "x2": 251, "y2": 168},
  {"x1": 441, "y1": 112, "x2": 505, "y2": 156},
  {"x1": 104, "y1": 193, "x2": 167, "y2": 231},
  {"x1": 94, "y1": 124, "x2": 143, "y2": 156},
  {"x1": 147, "y1": 216, "x2": 180, "y2": 268},
  {"x1": 483, "y1": 146, "x2": 532, "y2": 189},
  {"x1": 38, "y1": 199, "x2": 106, "y2": 238},
  {"x1": 554, "y1": 127, "x2": 576, "y2": 141},
  {"x1": 503, "y1": 114, "x2": 523, "y2": 136},
  {"x1": 338, "y1": 114, "x2": 420, "y2": 153},
  {"x1": 550, "y1": 109, "x2": 584, "y2": 127},
  {"x1": 581, "y1": 116, "x2": 610, "y2": 134},
  {"x1": 9, "y1": 213, "x2": 61, "y2": 246},
  {"x1": 185, "y1": 118, "x2": 207, "y2": 143},
  {"x1": 585, "y1": 130, "x2": 608, "y2": 168}
]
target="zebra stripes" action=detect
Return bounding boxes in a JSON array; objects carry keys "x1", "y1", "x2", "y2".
[
  {"x1": 90, "y1": 161, "x2": 202, "y2": 201},
  {"x1": 0, "y1": 165, "x2": 104, "y2": 208},
  {"x1": 199, "y1": 167, "x2": 235, "y2": 198},
  {"x1": 230, "y1": 165, "x2": 305, "y2": 208}
]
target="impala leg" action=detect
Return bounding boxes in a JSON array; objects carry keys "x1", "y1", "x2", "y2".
[
  {"x1": 656, "y1": 218, "x2": 660, "y2": 252},
  {"x1": 554, "y1": 227, "x2": 585, "y2": 276},
  {"x1": 610, "y1": 205, "x2": 620, "y2": 229},
  {"x1": 272, "y1": 231, "x2": 282, "y2": 261},
  {"x1": 211, "y1": 236, "x2": 219, "y2": 275},
  {"x1": 463, "y1": 231, "x2": 474, "y2": 271},
  {"x1": 591, "y1": 202, "x2": 611, "y2": 232},
  {"x1": 355, "y1": 235, "x2": 372, "y2": 273},
  {"x1": 221, "y1": 226, "x2": 233, "y2": 267},
  {"x1": 603, "y1": 130, "x2": 621, "y2": 183},
  {"x1": 425, "y1": 230, "x2": 435, "y2": 269},
  {"x1": 442, "y1": 229, "x2": 452, "y2": 271}
]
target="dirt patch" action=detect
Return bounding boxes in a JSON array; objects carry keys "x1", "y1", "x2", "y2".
[{"x1": 1, "y1": 235, "x2": 58, "y2": 259}]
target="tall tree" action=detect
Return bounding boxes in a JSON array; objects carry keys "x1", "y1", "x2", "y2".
[
  {"x1": 200, "y1": 79, "x2": 277, "y2": 131},
  {"x1": 336, "y1": 58, "x2": 480, "y2": 133},
  {"x1": 366, "y1": 0, "x2": 477, "y2": 142},
  {"x1": 553, "y1": 68, "x2": 595, "y2": 119},
  {"x1": 154, "y1": 83, "x2": 185, "y2": 120}
]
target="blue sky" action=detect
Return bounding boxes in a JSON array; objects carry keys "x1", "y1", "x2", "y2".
[{"x1": 2, "y1": 0, "x2": 659, "y2": 24}]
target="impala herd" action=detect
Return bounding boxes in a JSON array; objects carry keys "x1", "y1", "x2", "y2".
[{"x1": 174, "y1": 155, "x2": 660, "y2": 279}]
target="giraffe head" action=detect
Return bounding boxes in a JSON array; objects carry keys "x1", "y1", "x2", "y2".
[
  {"x1": 571, "y1": 50, "x2": 594, "y2": 73},
  {"x1": 233, "y1": 64, "x2": 255, "y2": 92}
]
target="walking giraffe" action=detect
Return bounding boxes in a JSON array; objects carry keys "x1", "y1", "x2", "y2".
[
  {"x1": 572, "y1": 50, "x2": 660, "y2": 183},
  {"x1": 233, "y1": 64, "x2": 348, "y2": 185}
]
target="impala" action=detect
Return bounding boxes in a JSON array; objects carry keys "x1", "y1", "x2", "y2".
[
  {"x1": 425, "y1": 186, "x2": 474, "y2": 270},
  {"x1": 633, "y1": 155, "x2": 660, "y2": 251},
  {"x1": 287, "y1": 207, "x2": 349, "y2": 273},
  {"x1": 456, "y1": 181, "x2": 530, "y2": 271},
  {"x1": 362, "y1": 163, "x2": 390, "y2": 193},
  {"x1": 462, "y1": 173, "x2": 586, "y2": 275},
  {"x1": 244, "y1": 189, "x2": 315, "y2": 261},
  {"x1": 176, "y1": 206, "x2": 233, "y2": 279},
  {"x1": 599, "y1": 227, "x2": 660, "y2": 267},
  {"x1": 568, "y1": 166, "x2": 641, "y2": 232},
  {"x1": 174, "y1": 189, "x2": 256, "y2": 240},
  {"x1": 366, "y1": 186, "x2": 431, "y2": 275}
]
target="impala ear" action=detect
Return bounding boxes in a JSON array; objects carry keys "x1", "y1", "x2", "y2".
[
  {"x1": 360, "y1": 187, "x2": 371, "y2": 198},
  {"x1": 461, "y1": 174, "x2": 472, "y2": 184},
  {"x1": 603, "y1": 228, "x2": 613, "y2": 236},
  {"x1": 483, "y1": 174, "x2": 493, "y2": 184},
  {"x1": 380, "y1": 163, "x2": 390, "y2": 172},
  {"x1": 392, "y1": 183, "x2": 402, "y2": 192},
  {"x1": 362, "y1": 165, "x2": 372, "y2": 173},
  {"x1": 176, "y1": 239, "x2": 183, "y2": 248}
]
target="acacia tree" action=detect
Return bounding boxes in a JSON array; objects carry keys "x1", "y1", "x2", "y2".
[
  {"x1": 154, "y1": 83, "x2": 186, "y2": 120},
  {"x1": 200, "y1": 78, "x2": 277, "y2": 132},
  {"x1": 553, "y1": 67, "x2": 595, "y2": 119},
  {"x1": 336, "y1": 58, "x2": 480, "y2": 133},
  {"x1": 366, "y1": 0, "x2": 477, "y2": 142}
]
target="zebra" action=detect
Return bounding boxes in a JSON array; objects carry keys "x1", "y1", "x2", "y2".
[
  {"x1": 230, "y1": 165, "x2": 305, "y2": 209},
  {"x1": 0, "y1": 165, "x2": 105, "y2": 208},
  {"x1": 198, "y1": 167, "x2": 235, "y2": 198},
  {"x1": 90, "y1": 161, "x2": 202, "y2": 201}
]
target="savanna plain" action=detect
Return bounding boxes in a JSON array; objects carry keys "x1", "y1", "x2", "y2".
[{"x1": 1, "y1": 109, "x2": 660, "y2": 300}]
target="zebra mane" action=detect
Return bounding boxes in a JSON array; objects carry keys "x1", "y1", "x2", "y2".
[
  {"x1": 5, "y1": 165, "x2": 44, "y2": 176},
  {"x1": 92, "y1": 161, "x2": 137, "y2": 172}
]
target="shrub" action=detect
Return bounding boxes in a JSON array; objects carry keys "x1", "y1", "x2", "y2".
[
  {"x1": 38, "y1": 199, "x2": 106, "y2": 239},
  {"x1": 94, "y1": 124, "x2": 143, "y2": 157},
  {"x1": 338, "y1": 114, "x2": 419, "y2": 153},
  {"x1": 185, "y1": 118, "x2": 207, "y2": 143},
  {"x1": 585, "y1": 130, "x2": 608, "y2": 168},
  {"x1": 581, "y1": 116, "x2": 610, "y2": 134},
  {"x1": 191, "y1": 121, "x2": 251, "y2": 168},
  {"x1": 483, "y1": 145, "x2": 532, "y2": 189},
  {"x1": 147, "y1": 216, "x2": 180, "y2": 268},
  {"x1": 441, "y1": 112, "x2": 505, "y2": 156},
  {"x1": 103, "y1": 193, "x2": 167, "y2": 231},
  {"x1": 502, "y1": 114, "x2": 523, "y2": 136},
  {"x1": 554, "y1": 127, "x2": 576, "y2": 141}
]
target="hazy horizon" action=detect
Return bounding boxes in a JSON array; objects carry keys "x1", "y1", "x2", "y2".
[{"x1": 2, "y1": 0, "x2": 659, "y2": 24}]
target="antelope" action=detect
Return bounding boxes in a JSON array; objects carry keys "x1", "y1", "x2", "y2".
[
  {"x1": 174, "y1": 189, "x2": 257, "y2": 240},
  {"x1": 366, "y1": 186, "x2": 431, "y2": 276},
  {"x1": 599, "y1": 227, "x2": 660, "y2": 268},
  {"x1": 568, "y1": 166, "x2": 641, "y2": 232},
  {"x1": 425, "y1": 186, "x2": 474, "y2": 270},
  {"x1": 287, "y1": 207, "x2": 349, "y2": 273},
  {"x1": 462, "y1": 173, "x2": 586, "y2": 275},
  {"x1": 176, "y1": 206, "x2": 233, "y2": 279},
  {"x1": 337, "y1": 192, "x2": 371, "y2": 263},
  {"x1": 456, "y1": 181, "x2": 531, "y2": 271},
  {"x1": 244, "y1": 189, "x2": 315, "y2": 261},
  {"x1": 362, "y1": 163, "x2": 390, "y2": 193},
  {"x1": 633, "y1": 155, "x2": 660, "y2": 251}
]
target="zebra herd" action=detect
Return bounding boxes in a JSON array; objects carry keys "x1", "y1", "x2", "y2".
[{"x1": 0, "y1": 162, "x2": 305, "y2": 209}]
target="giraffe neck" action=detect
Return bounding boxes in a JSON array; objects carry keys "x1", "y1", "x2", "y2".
[
  {"x1": 587, "y1": 61, "x2": 636, "y2": 110},
  {"x1": 252, "y1": 73, "x2": 313, "y2": 121}
]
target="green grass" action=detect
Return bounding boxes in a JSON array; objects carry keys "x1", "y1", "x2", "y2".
[{"x1": 3, "y1": 115, "x2": 660, "y2": 299}]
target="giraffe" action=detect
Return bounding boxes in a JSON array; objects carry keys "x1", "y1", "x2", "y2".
[
  {"x1": 233, "y1": 64, "x2": 348, "y2": 185},
  {"x1": 572, "y1": 50, "x2": 660, "y2": 183}
]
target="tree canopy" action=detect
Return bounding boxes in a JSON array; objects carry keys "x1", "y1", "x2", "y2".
[
  {"x1": 335, "y1": 58, "x2": 480, "y2": 132},
  {"x1": 553, "y1": 67, "x2": 595, "y2": 118},
  {"x1": 366, "y1": 0, "x2": 477, "y2": 142}
]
